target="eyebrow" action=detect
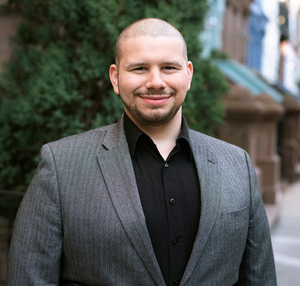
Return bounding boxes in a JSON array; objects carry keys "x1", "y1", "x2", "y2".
[
  {"x1": 124, "y1": 63, "x2": 147, "y2": 69},
  {"x1": 124, "y1": 61, "x2": 184, "y2": 70}
]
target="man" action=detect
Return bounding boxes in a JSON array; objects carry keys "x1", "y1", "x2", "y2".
[{"x1": 8, "y1": 18, "x2": 276, "y2": 285}]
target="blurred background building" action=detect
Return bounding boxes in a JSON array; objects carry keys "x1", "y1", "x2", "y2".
[
  {"x1": 202, "y1": 0, "x2": 300, "y2": 99},
  {"x1": 201, "y1": 0, "x2": 300, "y2": 224}
]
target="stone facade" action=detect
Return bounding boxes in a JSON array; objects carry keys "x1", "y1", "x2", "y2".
[
  {"x1": 281, "y1": 96, "x2": 300, "y2": 182},
  {"x1": 217, "y1": 85, "x2": 283, "y2": 204},
  {"x1": 256, "y1": 93, "x2": 284, "y2": 203},
  {"x1": 222, "y1": 0, "x2": 252, "y2": 63}
]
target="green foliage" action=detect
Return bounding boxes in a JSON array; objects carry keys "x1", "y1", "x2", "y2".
[
  {"x1": 183, "y1": 58, "x2": 227, "y2": 133},
  {"x1": 210, "y1": 49, "x2": 229, "y2": 59},
  {"x1": 0, "y1": 0, "x2": 227, "y2": 191}
]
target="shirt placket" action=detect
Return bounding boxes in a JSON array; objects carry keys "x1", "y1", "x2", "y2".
[{"x1": 162, "y1": 155, "x2": 185, "y2": 286}]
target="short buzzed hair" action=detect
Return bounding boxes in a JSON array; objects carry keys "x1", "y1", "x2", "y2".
[{"x1": 115, "y1": 18, "x2": 188, "y2": 66}]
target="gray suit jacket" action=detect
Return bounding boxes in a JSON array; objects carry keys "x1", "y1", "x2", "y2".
[{"x1": 7, "y1": 116, "x2": 276, "y2": 285}]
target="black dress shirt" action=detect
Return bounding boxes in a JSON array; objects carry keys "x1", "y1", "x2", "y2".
[{"x1": 124, "y1": 113, "x2": 201, "y2": 286}]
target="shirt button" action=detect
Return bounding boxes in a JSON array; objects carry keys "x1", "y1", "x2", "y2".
[
  {"x1": 173, "y1": 279, "x2": 180, "y2": 285},
  {"x1": 169, "y1": 198, "x2": 176, "y2": 205},
  {"x1": 172, "y1": 238, "x2": 177, "y2": 245},
  {"x1": 164, "y1": 163, "x2": 169, "y2": 168}
]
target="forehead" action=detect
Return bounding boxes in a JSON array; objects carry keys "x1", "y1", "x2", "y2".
[{"x1": 119, "y1": 36, "x2": 187, "y2": 64}]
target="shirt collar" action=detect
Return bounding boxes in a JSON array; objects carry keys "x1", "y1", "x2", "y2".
[{"x1": 123, "y1": 112, "x2": 193, "y2": 159}]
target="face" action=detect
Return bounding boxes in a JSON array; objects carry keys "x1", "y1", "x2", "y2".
[{"x1": 109, "y1": 36, "x2": 193, "y2": 128}]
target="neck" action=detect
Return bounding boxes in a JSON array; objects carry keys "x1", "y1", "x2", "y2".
[{"x1": 130, "y1": 111, "x2": 182, "y2": 160}]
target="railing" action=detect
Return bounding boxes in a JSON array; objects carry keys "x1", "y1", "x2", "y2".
[
  {"x1": 0, "y1": 190, "x2": 24, "y2": 283},
  {"x1": 0, "y1": 190, "x2": 24, "y2": 246}
]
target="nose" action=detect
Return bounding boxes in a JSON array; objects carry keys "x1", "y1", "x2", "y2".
[{"x1": 145, "y1": 68, "x2": 167, "y2": 90}]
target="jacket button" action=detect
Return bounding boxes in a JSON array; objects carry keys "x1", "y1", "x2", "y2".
[
  {"x1": 173, "y1": 279, "x2": 180, "y2": 285},
  {"x1": 172, "y1": 238, "x2": 177, "y2": 245},
  {"x1": 169, "y1": 198, "x2": 176, "y2": 205},
  {"x1": 165, "y1": 163, "x2": 169, "y2": 168}
]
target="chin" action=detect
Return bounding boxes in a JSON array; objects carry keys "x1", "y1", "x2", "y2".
[{"x1": 136, "y1": 108, "x2": 180, "y2": 127}]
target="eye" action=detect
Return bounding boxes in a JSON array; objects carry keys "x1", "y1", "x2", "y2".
[
  {"x1": 132, "y1": 67, "x2": 147, "y2": 71},
  {"x1": 163, "y1": 66, "x2": 176, "y2": 70},
  {"x1": 162, "y1": 66, "x2": 178, "y2": 73}
]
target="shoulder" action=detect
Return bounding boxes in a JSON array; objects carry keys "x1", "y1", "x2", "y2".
[
  {"x1": 189, "y1": 129, "x2": 247, "y2": 162},
  {"x1": 43, "y1": 119, "x2": 124, "y2": 156},
  {"x1": 50, "y1": 124, "x2": 113, "y2": 146}
]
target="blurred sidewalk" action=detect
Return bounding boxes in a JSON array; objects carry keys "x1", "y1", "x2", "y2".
[{"x1": 271, "y1": 175, "x2": 300, "y2": 286}]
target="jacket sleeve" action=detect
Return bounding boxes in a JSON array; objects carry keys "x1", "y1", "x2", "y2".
[
  {"x1": 7, "y1": 144, "x2": 63, "y2": 285},
  {"x1": 235, "y1": 152, "x2": 277, "y2": 285}
]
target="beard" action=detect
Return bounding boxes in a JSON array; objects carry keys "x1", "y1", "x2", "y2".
[{"x1": 121, "y1": 90, "x2": 183, "y2": 127}]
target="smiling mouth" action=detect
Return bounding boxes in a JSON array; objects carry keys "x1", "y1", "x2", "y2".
[
  {"x1": 134, "y1": 89, "x2": 176, "y2": 96},
  {"x1": 139, "y1": 96, "x2": 171, "y2": 106},
  {"x1": 134, "y1": 90, "x2": 176, "y2": 105},
  {"x1": 140, "y1": 94, "x2": 170, "y2": 99}
]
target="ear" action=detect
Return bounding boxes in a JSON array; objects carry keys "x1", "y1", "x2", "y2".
[
  {"x1": 109, "y1": 64, "x2": 120, "y2": 95},
  {"x1": 187, "y1": 61, "x2": 193, "y2": 91}
]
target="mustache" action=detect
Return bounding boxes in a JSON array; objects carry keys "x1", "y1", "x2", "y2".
[{"x1": 134, "y1": 90, "x2": 176, "y2": 96}]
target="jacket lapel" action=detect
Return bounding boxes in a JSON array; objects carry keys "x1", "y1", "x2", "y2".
[
  {"x1": 97, "y1": 117, "x2": 165, "y2": 286},
  {"x1": 181, "y1": 131, "x2": 221, "y2": 284}
]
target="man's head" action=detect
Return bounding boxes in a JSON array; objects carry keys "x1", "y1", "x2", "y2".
[{"x1": 109, "y1": 18, "x2": 193, "y2": 129}]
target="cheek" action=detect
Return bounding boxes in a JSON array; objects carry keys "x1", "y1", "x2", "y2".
[
  {"x1": 118, "y1": 76, "x2": 143, "y2": 94},
  {"x1": 169, "y1": 76, "x2": 190, "y2": 93}
]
